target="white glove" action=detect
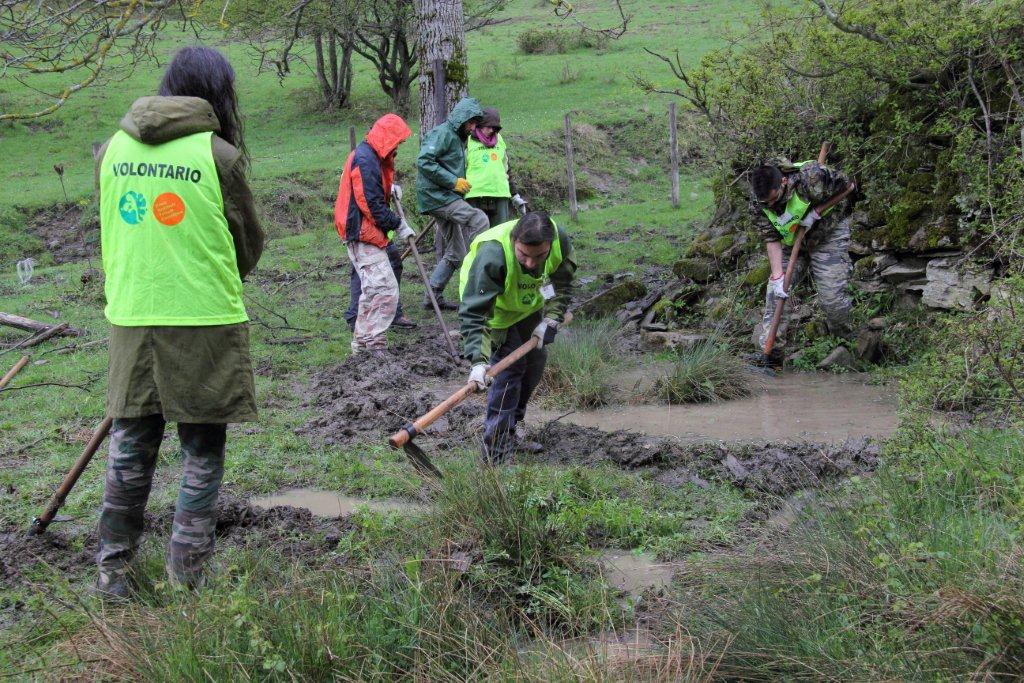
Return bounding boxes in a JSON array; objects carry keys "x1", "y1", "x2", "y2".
[
  {"x1": 768, "y1": 274, "x2": 788, "y2": 299},
  {"x1": 391, "y1": 183, "x2": 403, "y2": 201},
  {"x1": 799, "y1": 209, "x2": 820, "y2": 229},
  {"x1": 511, "y1": 194, "x2": 528, "y2": 213},
  {"x1": 531, "y1": 317, "x2": 559, "y2": 349},
  {"x1": 396, "y1": 219, "x2": 415, "y2": 242},
  {"x1": 468, "y1": 363, "x2": 491, "y2": 391}
]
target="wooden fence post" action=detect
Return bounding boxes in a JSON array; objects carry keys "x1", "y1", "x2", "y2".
[
  {"x1": 669, "y1": 102, "x2": 680, "y2": 209},
  {"x1": 564, "y1": 113, "x2": 579, "y2": 221},
  {"x1": 349, "y1": 125, "x2": 356, "y2": 152}
]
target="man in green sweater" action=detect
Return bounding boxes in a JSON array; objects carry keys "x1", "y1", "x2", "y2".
[{"x1": 459, "y1": 211, "x2": 576, "y2": 463}]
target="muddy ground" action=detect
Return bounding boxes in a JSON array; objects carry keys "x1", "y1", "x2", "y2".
[
  {"x1": 299, "y1": 330, "x2": 479, "y2": 446},
  {"x1": 297, "y1": 327, "x2": 881, "y2": 496},
  {"x1": 0, "y1": 493, "x2": 351, "y2": 596},
  {"x1": 530, "y1": 423, "x2": 879, "y2": 495},
  {"x1": 25, "y1": 204, "x2": 97, "y2": 264}
]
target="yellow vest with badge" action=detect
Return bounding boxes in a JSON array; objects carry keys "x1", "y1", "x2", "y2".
[
  {"x1": 100, "y1": 130, "x2": 246, "y2": 326},
  {"x1": 459, "y1": 219, "x2": 563, "y2": 329}
]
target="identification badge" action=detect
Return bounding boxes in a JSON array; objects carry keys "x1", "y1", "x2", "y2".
[{"x1": 540, "y1": 283, "x2": 556, "y2": 301}]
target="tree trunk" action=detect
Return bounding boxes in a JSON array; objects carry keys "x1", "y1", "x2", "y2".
[
  {"x1": 313, "y1": 32, "x2": 332, "y2": 107},
  {"x1": 415, "y1": 0, "x2": 468, "y2": 137}
]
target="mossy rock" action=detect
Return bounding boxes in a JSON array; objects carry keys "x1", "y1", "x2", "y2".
[
  {"x1": 684, "y1": 233, "x2": 710, "y2": 257},
  {"x1": 577, "y1": 279, "x2": 646, "y2": 318},
  {"x1": 853, "y1": 256, "x2": 877, "y2": 277},
  {"x1": 672, "y1": 258, "x2": 716, "y2": 284},
  {"x1": 742, "y1": 262, "x2": 771, "y2": 288}
]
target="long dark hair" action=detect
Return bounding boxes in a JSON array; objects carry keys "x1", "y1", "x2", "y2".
[{"x1": 159, "y1": 47, "x2": 249, "y2": 172}]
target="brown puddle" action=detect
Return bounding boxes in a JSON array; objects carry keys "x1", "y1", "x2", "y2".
[
  {"x1": 599, "y1": 550, "x2": 677, "y2": 597},
  {"x1": 251, "y1": 489, "x2": 426, "y2": 518},
  {"x1": 537, "y1": 371, "x2": 897, "y2": 445}
]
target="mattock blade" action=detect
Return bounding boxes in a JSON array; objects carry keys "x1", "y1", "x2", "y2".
[{"x1": 402, "y1": 440, "x2": 444, "y2": 481}]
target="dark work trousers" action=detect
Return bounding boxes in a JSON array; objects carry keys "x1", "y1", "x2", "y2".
[
  {"x1": 483, "y1": 311, "x2": 546, "y2": 463},
  {"x1": 345, "y1": 241, "x2": 404, "y2": 328}
]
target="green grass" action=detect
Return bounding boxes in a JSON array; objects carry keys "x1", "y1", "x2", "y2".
[
  {"x1": 664, "y1": 428, "x2": 1024, "y2": 680},
  {"x1": 537, "y1": 317, "x2": 625, "y2": 408},
  {"x1": 651, "y1": 338, "x2": 753, "y2": 404}
]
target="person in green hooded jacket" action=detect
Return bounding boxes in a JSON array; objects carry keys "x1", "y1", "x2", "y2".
[
  {"x1": 416, "y1": 97, "x2": 490, "y2": 310},
  {"x1": 92, "y1": 46, "x2": 264, "y2": 600}
]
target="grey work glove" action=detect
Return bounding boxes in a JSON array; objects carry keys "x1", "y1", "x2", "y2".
[
  {"x1": 469, "y1": 363, "x2": 491, "y2": 391},
  {"x1": 511, "y1": 194, "x2": 528, "y2": 214},
  {"x1": 391, "y1": 183, "x2": 403, "y2": 201},
  {"x1": 396, "y1": 219, "x2": 415, "y2": 242},
  {"x1": 531, "y1": 317, "x2": 559, "y2": 349},
  {"x1": 799, "y1": 209, "x2": 820, "y2": 229},
  {"x1": 768, "y1": 274, "x2": 788, "y2": 299}
]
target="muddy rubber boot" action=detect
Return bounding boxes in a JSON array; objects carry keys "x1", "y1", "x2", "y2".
[
  {"x1": 514, "y1": 423, "x2": 544, "y2": 454},
  {"x1": 92, "y1": 571, "x2": 132, "y2": 604}
]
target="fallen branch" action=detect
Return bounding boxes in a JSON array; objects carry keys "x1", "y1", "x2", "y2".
[
  {"x1": 0, "y1": 380, "x2": 93, "y2": 394},
  {"x1": 0, "y1": 323, "x2": 70, "y2": 357},
  {"x1": 0, "y1": 313, "x2": 82, "y2": 337},
  {"x1": 264, "y1": 335, "x2": 330, "y2": 345}
]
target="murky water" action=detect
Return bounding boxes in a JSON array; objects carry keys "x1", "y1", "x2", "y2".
[
  {"x1": 537, "y1": 371, "x2": 897, "y2": 445},
  {"x1": 599, "y1": 550, "x2": 676, "y2": 597},
  {"x1": 251, "y1": 488, "x2": 426, "y2": 518}
]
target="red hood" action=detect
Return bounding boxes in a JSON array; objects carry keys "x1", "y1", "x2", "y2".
[{"x1": 366, "y1": 113, "x2": 411, "y2": 159}]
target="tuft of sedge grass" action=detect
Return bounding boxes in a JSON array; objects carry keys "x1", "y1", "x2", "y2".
[
  {"x1": 540, "y1": 317, "x2": 624, "y2": 408},
  {"x1": 652, "y1": 340, "x2": 754, "y2": 404}
]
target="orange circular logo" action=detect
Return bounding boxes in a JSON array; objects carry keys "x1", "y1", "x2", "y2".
[
  {"x1": 490, "y1": 152, "x2": 498, "y2": 161},
  {"x1": 153, "y1": 193, "x2": 186, "y2": 226}
]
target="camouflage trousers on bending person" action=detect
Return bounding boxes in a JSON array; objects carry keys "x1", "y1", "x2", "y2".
[
  {"x1": 96, "y1": 415, "x2": 227, "y2": 585},
  {"x1": 756, "y1": 216, "x2": 853, "y2": 351}
]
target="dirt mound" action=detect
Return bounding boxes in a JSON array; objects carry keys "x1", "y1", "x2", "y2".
[
  {"x1": 532, "y1": 423, "x2": 880, "y2": 495},
  {"x1": 299, "y1": 331, "x2": 474, "y2": 446}
]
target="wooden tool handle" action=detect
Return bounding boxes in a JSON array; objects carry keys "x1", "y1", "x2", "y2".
[
  {"x1": 0, "y1": 355, "x2": 30, "y2": 390},
  {"x1": 28, "y1": 416, "x2": 113, "y2": 535},
  {"x1": 388, "y1": 312, "x2": 572, "y2": 448}
]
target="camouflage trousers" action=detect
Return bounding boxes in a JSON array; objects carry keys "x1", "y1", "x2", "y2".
[
  {"x1": 757, "y1": 216, "x2": 853, "y2": 350},
  {"x1": 96, "y1": 415, "x2": 226, "y2": 585},
  {"x1": 347, "y1": 241, "x2": 399, "y2": 353}
]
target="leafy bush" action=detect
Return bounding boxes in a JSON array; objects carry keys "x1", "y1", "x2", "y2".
[
  {"x1": 900, "y1": 278, "x2": 1024, "y2": 420},
  {"x1": 652, "y1": 340, "x2": 753, "y2": 404},
  {"x1": 517, "y1": 27, "x2": 570, "y2": 54},
  {"x1": 539, "y1": 317, "x2": 624, "y2": 408},
  {"x1": 639, "y1": 0, "x2": 1024, "y2": 261}
]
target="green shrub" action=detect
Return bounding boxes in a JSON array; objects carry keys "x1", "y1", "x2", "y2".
[
  {"x1": 539, "y1": 317, "x2": 624, "y2": 408},
  {"x1": 652, "y1": 340, "x2": 753, "y2": 404},
  {"x1": 516, "y1": 27, "x2": 569, "y2": 54},
  {"x1": 900, "y1": 278, "x2": 1024, "y2": 420}
]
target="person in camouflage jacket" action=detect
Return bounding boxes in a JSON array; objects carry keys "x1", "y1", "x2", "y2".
[{"x1": 749, "y1": 159, "x2": 854, "y2": 357}]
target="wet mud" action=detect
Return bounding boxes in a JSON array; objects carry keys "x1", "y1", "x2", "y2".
[
  {"x1": 531, "y1": 423, "x2": 879, "y2": 495},
  {"x1": 299, "y1": 330, "x2": 477, "y2": 446},
  {"x1": 599, "y1": 550, "x2": 677, "y2": 598},
  {"x1": 0, "y1": 493, "x2": 350, "y2": 592}
]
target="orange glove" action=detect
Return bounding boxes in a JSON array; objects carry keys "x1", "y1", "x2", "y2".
[{"x1": 454, "y1": 178, "x2": 472, "y2": 194}]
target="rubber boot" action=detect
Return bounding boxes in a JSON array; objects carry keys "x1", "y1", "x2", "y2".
[
  {"x1": 426, "y1": 262, "x2": 459, "y2": 311},
  {"x1": 93, "y1": 571, "x2": 132, "y2": 604}
]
